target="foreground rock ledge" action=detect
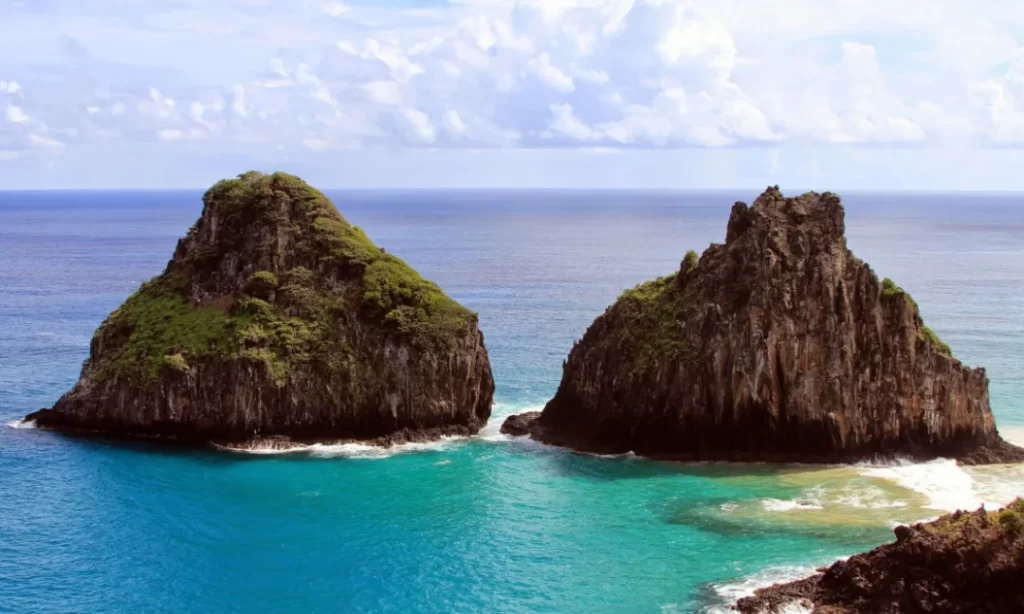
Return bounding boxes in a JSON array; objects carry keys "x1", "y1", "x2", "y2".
[
  {"x1": 736, "y1": 501, "x2": 1024, "y2": 614},
  {"x1": 28, "y1": 171, "x2": 494, "y2": 445},
  {"x1": 503, "y1": 187, "x2": 1023, "y2": 464}
]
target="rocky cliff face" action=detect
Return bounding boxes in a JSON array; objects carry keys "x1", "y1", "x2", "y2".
[
  {"x1": 504, "y1": 187, "x2": 1022, "y2": 464},
  {"x1": 737, "y1": 501, "x2": 1024, "y2": 614},
  {"x1": 28, "y1": 171, "x2": 494, "y2": 445}
]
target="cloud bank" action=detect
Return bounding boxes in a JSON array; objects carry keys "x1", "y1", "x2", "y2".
[{"x1": 2, "y1": 0, "x2": 1024, "y2": 187}]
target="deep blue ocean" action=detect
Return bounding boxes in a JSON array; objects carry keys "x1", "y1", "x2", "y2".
[{"x1": 2, "y1": 189, "x2": 1023, "y2": 613}]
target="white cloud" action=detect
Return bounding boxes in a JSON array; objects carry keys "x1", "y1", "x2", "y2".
[
  {"x1": 231, "y1": 85, "x2": 248, "y2": 118},
  {"x1": 337, "y1": 39, "x2": 424, "y2": 83},
  {"x1": 526, "y1": 53, "x2": 575, "y2": 93},
  {"x1": 322, "y1": 2, "x2": 349, "y2": 18},
  {"x1": 720, "y1": 99, "x2": 778, "y2": 141},
  {"x1": 6, "y1": 105, "x2": 30, "y2": 124},
  {"x1": 570, "y1": 63, "x2": 610, "y2": 85},
  {"x1": 401, "y1": 109, "x2": 437, "y2": 143},
  {"x1": 443, "y1": 110, "x2": 468, "y2": 136},
  {"x1": 28, "y1": 133, "x2": 64, "y2": 149},
  {"x1": 546, "y1": 103, "x2": 600, "y2": 141},
  {"x1": 6, "y1": 0, "x2": 1024, "y2": 164}
]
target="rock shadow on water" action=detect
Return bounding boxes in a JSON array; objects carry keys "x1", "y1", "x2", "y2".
[{"x1": 525, "y1": 441, "x2": 857, "y2": 483}]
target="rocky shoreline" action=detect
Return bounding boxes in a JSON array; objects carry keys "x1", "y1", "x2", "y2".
[{"x1": 736, "y1": 501, "x2": 1024, "y2": 614}]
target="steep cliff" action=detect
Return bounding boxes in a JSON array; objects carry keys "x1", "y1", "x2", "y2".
[
  {"x1": 737, "y1": 501, "x2": 1024, "y2": 614},
  {"x1": 28, "y1": 171, "x2": 494, "y2": 445},
  {"x1": 503, "y1": 187, "x2": 1022, "y2": 464}
]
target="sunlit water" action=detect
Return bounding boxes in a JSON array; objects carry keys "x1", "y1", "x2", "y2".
[{"x1": 2, "y1": 190, "x2": 1023, "y2": 613}]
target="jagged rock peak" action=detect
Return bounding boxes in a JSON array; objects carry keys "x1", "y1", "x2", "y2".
[
  {"x1": 502, "y1": 187, "x2": 1023, "y2": 464},
  {"x1": 27, "y1": 171, "x2": 494, "y2": 446},
  {"x1": 725, "y1": 186, "x2": 844, "y2": 246}
]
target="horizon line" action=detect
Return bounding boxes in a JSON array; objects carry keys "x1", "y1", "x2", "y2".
[{"x1": 4, "y1": 186, "x2": 1024, "y2": 195}]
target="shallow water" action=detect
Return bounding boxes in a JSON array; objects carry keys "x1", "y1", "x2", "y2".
[{"x1": 2, "y1": 189, "x2": 1023, "y2": 613}]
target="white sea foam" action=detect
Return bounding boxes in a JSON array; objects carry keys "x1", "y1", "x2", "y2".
[
  {"x1": 216, "y1": 436, "x2": 464, "y2": 459},
  {"x1": 479, "y1": 404, "x2": 547, "y2": 443},
  {"x1": 478, "y1": 404, "x2": 545, "y2": 442},
  {"x1": 860, "y1": 458, "x2": 988, "y2": 512},
  {"x1": 761, "y1": 498, "x2": 824, "y2": 512},
  {"x1": 6, "y1": 418, "x2": 36, "y2": 430},
  {"x1": 834, "y1": 484, "x2": 907, "y2": 510},
  {"x1": 698, "y1": 565, "x2": 817, "y2": 614}
]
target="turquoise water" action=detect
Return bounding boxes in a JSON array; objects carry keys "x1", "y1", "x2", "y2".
[{"x1": 2, "y1": 190, "x2": 1023, "y2": 613}]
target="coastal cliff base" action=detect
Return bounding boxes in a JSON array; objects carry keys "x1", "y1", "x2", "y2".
[{"x1": 736, "y1": 501, "x2": 1024, "y2": 614}]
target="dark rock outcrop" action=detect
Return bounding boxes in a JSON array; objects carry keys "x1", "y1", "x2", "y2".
[
  {"x1": 503, "y1": 187, "x2": 1023, "y2": 464},
  {"x1": 28, "y1": 171, "x2": 494, "y2": 446},
  {"x1": 736, "y1": 501, "x2": 1024, "y2": 614}
]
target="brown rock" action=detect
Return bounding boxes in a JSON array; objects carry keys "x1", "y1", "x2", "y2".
[
  {"x1": 27, "y1": 171, "x2": 494, "y2": 446},
  {"x1": 736, "y1": 500, "x2": 1024, "y2": 613},
  {"x1": 500, "y1": 411, "x2": 542, "y2": 437},
  {"x1": 503, "y1": 187, "x2": 1023, "y2": 464}
]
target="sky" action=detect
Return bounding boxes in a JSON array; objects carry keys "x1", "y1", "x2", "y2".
[{"x1": 3, "y1": 0, "x2": 1024, "y2": 190}]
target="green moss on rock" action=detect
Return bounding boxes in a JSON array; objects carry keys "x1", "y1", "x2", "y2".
[
  {"x1": 91, "y1": 171, "x2": 475, "y2": 385},
  {"x1": 96, "y1": 276, "x2": 231, "y2": 380},
  {"x1": 683, "y1": 250, "x2": 699, "y2": 273},
  {"x1": 245, "y1": 271, "x2": 279, "y2": 299},
  {"x1": 881, "y1": 277, "x2": 920, "y2": 312},
  {"x1": 613, "y1": 273, "x2": 693, "y2": 368},
  {"x1": 999, "y1": 507, "x2": 1023, "y2": 537},
  {"x1": 882, "y1": 276, "x2": 951, "y2": 355},
  {"x1": 362, "y1": 255, "x2": 472, "y2": 345},
  {"x1": 919, "y1": 325, "x2": 952, "y2": 355}
]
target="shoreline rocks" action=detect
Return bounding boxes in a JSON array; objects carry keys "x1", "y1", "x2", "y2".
[
  {"x1": 27, "y1": 171, "x2": 494, "y2": 446},
  {"x1": 736, "y1": 501, "x2": 1024, "y2": 614},
  {"x1": 503, "y1": 187, "x2": 1024, "y2": 465}
]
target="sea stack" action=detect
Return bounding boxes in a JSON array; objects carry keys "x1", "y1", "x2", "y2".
[
  {"x1": 27, "y1": 171, "x2": 494, "y2": 446},
  {"x1": 503, "y1": 187, "x2": 1023, "y2": 464},
  {"x1": 737, "y1": 500, "x2": 1024, "y2": 614}
]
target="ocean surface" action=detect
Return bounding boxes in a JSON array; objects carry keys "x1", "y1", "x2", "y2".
[{"x1": 2, "y1": 189, "x2": 1024, "y2": 614}]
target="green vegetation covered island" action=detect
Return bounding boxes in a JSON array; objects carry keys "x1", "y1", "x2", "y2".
[{"x1": 27, "y1": 172, "x2": 494, "y2": 446}]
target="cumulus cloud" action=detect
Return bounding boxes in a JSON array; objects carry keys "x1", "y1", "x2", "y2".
[
  {"x1": 4, "y1": 0, "x2": 1024, "y2": 165},
  {"x1": 527, "y1": 53, "x2": 576, "y2": 93},
  {"x1": 401, "y1": 109, "x2": 437, "y2": 143},
  {"x1": 6, "y1": 106, "x2": 30, "y2": 124}
]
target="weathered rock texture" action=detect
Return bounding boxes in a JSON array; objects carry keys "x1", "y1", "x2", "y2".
[
  {"x1": 28, "y1": 171, "x2": 494, "y2": 445},
  {"x1": 737, "y1": 501, "x2": 1024, "y2": 614},
  {"x1": 503, "y1": 187, "x2": 1022, "y2": 464}
]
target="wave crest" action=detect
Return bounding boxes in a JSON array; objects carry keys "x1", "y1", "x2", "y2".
[
  {"x1": 696, "y1": 565, "x2": 817, "y2": 614},
  {"x1": 215, "y1": 436, "x2": 464, "y2": 459},
  {"x1": 6, "y1": 418, "x2": 36, "y2": 430}
]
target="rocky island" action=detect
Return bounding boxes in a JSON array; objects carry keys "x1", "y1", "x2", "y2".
[
  {"x1": 736, "y1": 500, "x2": 1024, "y2": 613},
  {"x1": 27, "y1": 171, "x2": 494, "y2": 446},
  {"x1": 503, "y1": 187, "x2": 1023, "y2": 464}
]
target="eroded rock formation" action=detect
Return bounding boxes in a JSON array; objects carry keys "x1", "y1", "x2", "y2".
[
  {"x1": 736, "y1": 501, "x2": 1024, "y2": 614},
  {"x1": 503, "y1": 187, "x2": 1022, "y2": 464},
  {"x1": 28, "y1": 171, "x2": 494, "y2": 445}
]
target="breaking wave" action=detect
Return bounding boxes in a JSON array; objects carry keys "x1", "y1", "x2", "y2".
[
  {"x1": 697, "y1": 565, "x2": 817, "y2": 614},
  {"x1": 6, "y1": 418, "x2": 36, "y2": 430},
  {"x1": 860, "y1": 458, "x2": 988, "y2": 513},
  {"x1": 215, "y1": 436, "x2": 465, "y2": 459}
]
